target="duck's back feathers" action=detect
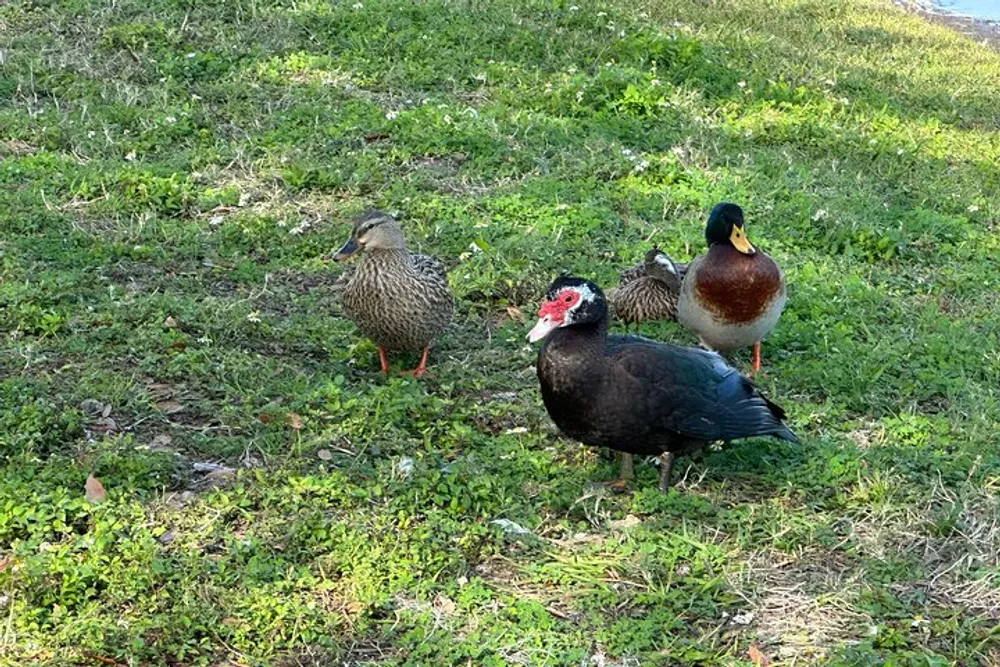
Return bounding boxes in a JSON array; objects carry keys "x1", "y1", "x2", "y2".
[
  {"x1": 608, "y1": 279, "x2": 680, "y2": 324},
  {"x1": 606, "y1": 336, "x2": 799, "y2": 444},
  {"x1": 609, "y1": 253, "x2": 687, "y2": 325}
]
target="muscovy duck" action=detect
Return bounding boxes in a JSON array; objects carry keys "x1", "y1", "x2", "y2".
[
  {"x1": 528, "y1": 275, "x2": 798, "y2": 490},
  {"x1": 677, "y1": 202, "x2": 787, "y2": 376},
  {"x1": 333, "y1": 211, "x2": 454, "y2": 376}
]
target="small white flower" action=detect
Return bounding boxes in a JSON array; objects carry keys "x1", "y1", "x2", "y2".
[
  {"x1": 165, "y1": 116, "x2": 177, "y2": 124},
  {"x1": 351, "y1": 2, "x2": 363, "y2": 8},
  {"x1": 597, "y1": 10, "x2": 607, "y2": 16},
  {"x1": 650, "y1": 79, "x2": 661, "y2": 86},
  {"x1": 569, "y1": 5, "x2": 579, "y2": 10},
  {"x1": 385, "y1": 110, "x2": 398, "y2": 120},
  {"x1": 618, "y1": 30, "x2": 626, "y2": 37},
  {"x1": 125, "y1": 151, "x2": 136, "y2": 161},
  {"x1": 442, "y1": 114, "x2": 452, "y2": 124},
  {"x1": 967, "y1": 204, "x2": 980, "y2": 213},
  {"x1": 896, "y1": 148, "x2": 905, "y2": 155},
  {"x1": 396, "y1": 456, "x2": 415, "y2": 477},
  {"x1": 87, "y1": 131, "x2": 95, "y2": 138},
  {"x1": 812, "y1": 209, "x2": 828, "y2": 221},
  {"x1": 197, "y1": 336, "x2": 212, "y2": 344},
  {"x1": 468, "y1": 242, "x2": 483, "y2": 253},
  {"x1": 621, "y1": 148, "x2": 634, "y2": 158},
  {"x1": 474, "y1": 72, "x2": 487, "y2": 82},
  {"x1": 633, "y1": 159, "x2": 649, "y2": 174},
  {"x1": 737, "y1": 80, "x2": 746, "y2": 88},
  {"x1": 289, "y1": 220, "x2": 311, "y2": 235},
  {"x1": 575, "y1": 90, "x2": 584, "y2": 103},
  {"x1": 839, "y1": 97, "x2": 850, "y2": 105},
  {"x1": 185, "y1": 52, "x2": 196, "y2": 59},
  {"x1": 246, "y1": 311, "x2": 261, "y2": 323},
  {"x1": 743, "y1": 129, "x2": 753, "y2": 138}
]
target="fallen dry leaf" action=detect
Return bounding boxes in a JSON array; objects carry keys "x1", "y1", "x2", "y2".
[
  {"x1": 258, "y1": 412, "x2": 274, "y2": 424},
  {"x1": 155, "y1": 400, "x2": 184, "y2": 414},
  {"x1": 163, "y1": 316, "x2": 178, "y2": 328},
  {"x1": 505, "y1": 306, "x2": 525, "y2": 322},
  {"x1": 287, "y1": 412, "x2": 303, "y2": 430},
  {"x1": 145, "y1": 382, "x2": 174, "y2": 400},
  {"x1": 609, "y1": 514, "x2": 642, "y2": 531},
  {"x1": 317, "y1": 449, "x2": 332, "y2": 461},
  {"x1": 85, "y1": 474, "x2": 107, "y2": 503},
  {"x1": 748, "y1": 644, "x2": 770, "y2": 666}
]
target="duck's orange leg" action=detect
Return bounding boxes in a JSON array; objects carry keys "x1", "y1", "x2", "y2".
[
  {"x1": 750, "y1": 341, "x2": 762, "y2": 377},
  {"x1": 402, "y1": 347, "x2": 430, "y2": 377},
  {"x1": 378, "y1": 346, "x2": 390, "y2": 374}
]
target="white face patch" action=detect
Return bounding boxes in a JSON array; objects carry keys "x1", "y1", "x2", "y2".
[
  {"x1": 566, "y1": 283, "x2": 595, "y2": 319},
  {"x1": 654, "y1": 254, "x2": 677, "y2": 275}
]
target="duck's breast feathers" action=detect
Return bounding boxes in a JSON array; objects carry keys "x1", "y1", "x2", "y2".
[
  {"x1": 606, "y1": 337, "x2": 797, "y2": 443},
  {"x1": 690, "y1": 245, "x2": 784, "y2": 324}
]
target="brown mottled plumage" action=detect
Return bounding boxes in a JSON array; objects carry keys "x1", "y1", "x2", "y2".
[
  {"x1": 334, "y1": 211, "x2": 454, "y2": 375},
  {"x1": 608, "y1": 248, "x2": 687, "y2": 325}
]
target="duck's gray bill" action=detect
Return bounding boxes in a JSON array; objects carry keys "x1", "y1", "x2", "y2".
[{"x1": 332, "y1": 236, "x2": 360, "y2": 261}]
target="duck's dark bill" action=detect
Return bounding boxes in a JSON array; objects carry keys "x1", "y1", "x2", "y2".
[
  {"x1": 527, "y1": 315, "x2": 557, "y2": 343},
  {"x1": 333, "y1": 235, "x2": 360, "y2": 261}
]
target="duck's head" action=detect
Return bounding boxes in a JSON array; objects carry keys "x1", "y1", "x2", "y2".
[
  {"x1": 332, "y1": 211, "x2": 406, "y2": 260},
  {"x1": 527, "y1": 276, "x2": 607, "y2": 343},
  {"x1": 705, "y1": 202, "x2": 755, "y2": 255},
  {"x1": 644, "y1": 248, "x2": 681, "y2": 284}
]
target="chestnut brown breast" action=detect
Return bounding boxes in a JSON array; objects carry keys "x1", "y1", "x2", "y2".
[{"x1": 693, "y1": 245, "x2": 783, "y2": 324}]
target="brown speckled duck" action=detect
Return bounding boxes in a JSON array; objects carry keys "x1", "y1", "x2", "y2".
[
  {"x1": 333, "y1": 211, "x2": 454, "y2": 376},
  {"x1": 608, "y1": 248, "x2": 686, "y2": 326},
  {"x1": 677, "y1": 203, "x2": 786, "y2": 376}
]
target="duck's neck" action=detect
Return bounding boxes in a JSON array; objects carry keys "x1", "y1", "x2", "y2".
[
  {"x1": 358, "y1": 248, "x2": 411, "y2": 273},
  {"x1": 544, "y1": 317, "x2": 608, "y2": 361}
]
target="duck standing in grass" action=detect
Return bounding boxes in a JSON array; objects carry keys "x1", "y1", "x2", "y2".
[
  {"x1": 607, "y1": 248, "x2": 686, "y2": 327},
  {"x1": 333, "y1": 211, "x2": 454, "y2": 376},
  {"x1": 677, "y1": 202, "x2": 786, "y2": 376},
  {"x1": 528, "y1": 275, "x2": 798, "y2": 491}
]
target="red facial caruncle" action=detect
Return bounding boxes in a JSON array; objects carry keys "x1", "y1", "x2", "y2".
[{"x1": 527, "y1": 289, "x2": 581, "y2": 343}]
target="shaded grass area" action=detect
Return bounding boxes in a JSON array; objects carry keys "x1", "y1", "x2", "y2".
[{"x1": 1, "y1": 0, "x2": 1000, "y2": 664}]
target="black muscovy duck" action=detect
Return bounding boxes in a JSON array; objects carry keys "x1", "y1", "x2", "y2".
[{"x1": 528, "y1": 275, "x2": 799, "y2": 491}]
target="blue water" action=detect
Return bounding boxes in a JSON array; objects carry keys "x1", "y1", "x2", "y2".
[{"x1": 935, "y1": 0, "x2": 1000, "y2": 21}]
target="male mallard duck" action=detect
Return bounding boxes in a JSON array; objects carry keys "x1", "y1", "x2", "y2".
[
  {"x1": 528, "y1": 275, "x2": 798, "y2": 491},
  {"x1": 608, "y1": 248, "x2": 686, "y2": 326},
  {"x1": 333, "y1": 211, "x2": 454, "y2": 376},
  {"x1": 677, "y1": 203, "x2": 786, "y2": 376}
]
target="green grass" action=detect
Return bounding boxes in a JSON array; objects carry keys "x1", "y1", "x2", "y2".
[{"x1": 2, "y1": 0, "x2": 999, "y2": 664}]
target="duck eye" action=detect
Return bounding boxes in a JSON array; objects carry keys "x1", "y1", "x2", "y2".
[{"x1": 563, "y1": 294, "x2": 573, "y2": 303}]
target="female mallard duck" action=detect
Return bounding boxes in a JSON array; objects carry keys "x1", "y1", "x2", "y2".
[
  {"x1": 333, "y1": 211, "x2": 454, "y2": 376},
  {"x1": 528, "y1": 275, "x2": 798, "y2": 491},
  {"x1": 677, "y1": 203, "x2": 786, "y2": 376},
  {"x1": 608, "y1": 248, "x2": 686, "y2": 326}
]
